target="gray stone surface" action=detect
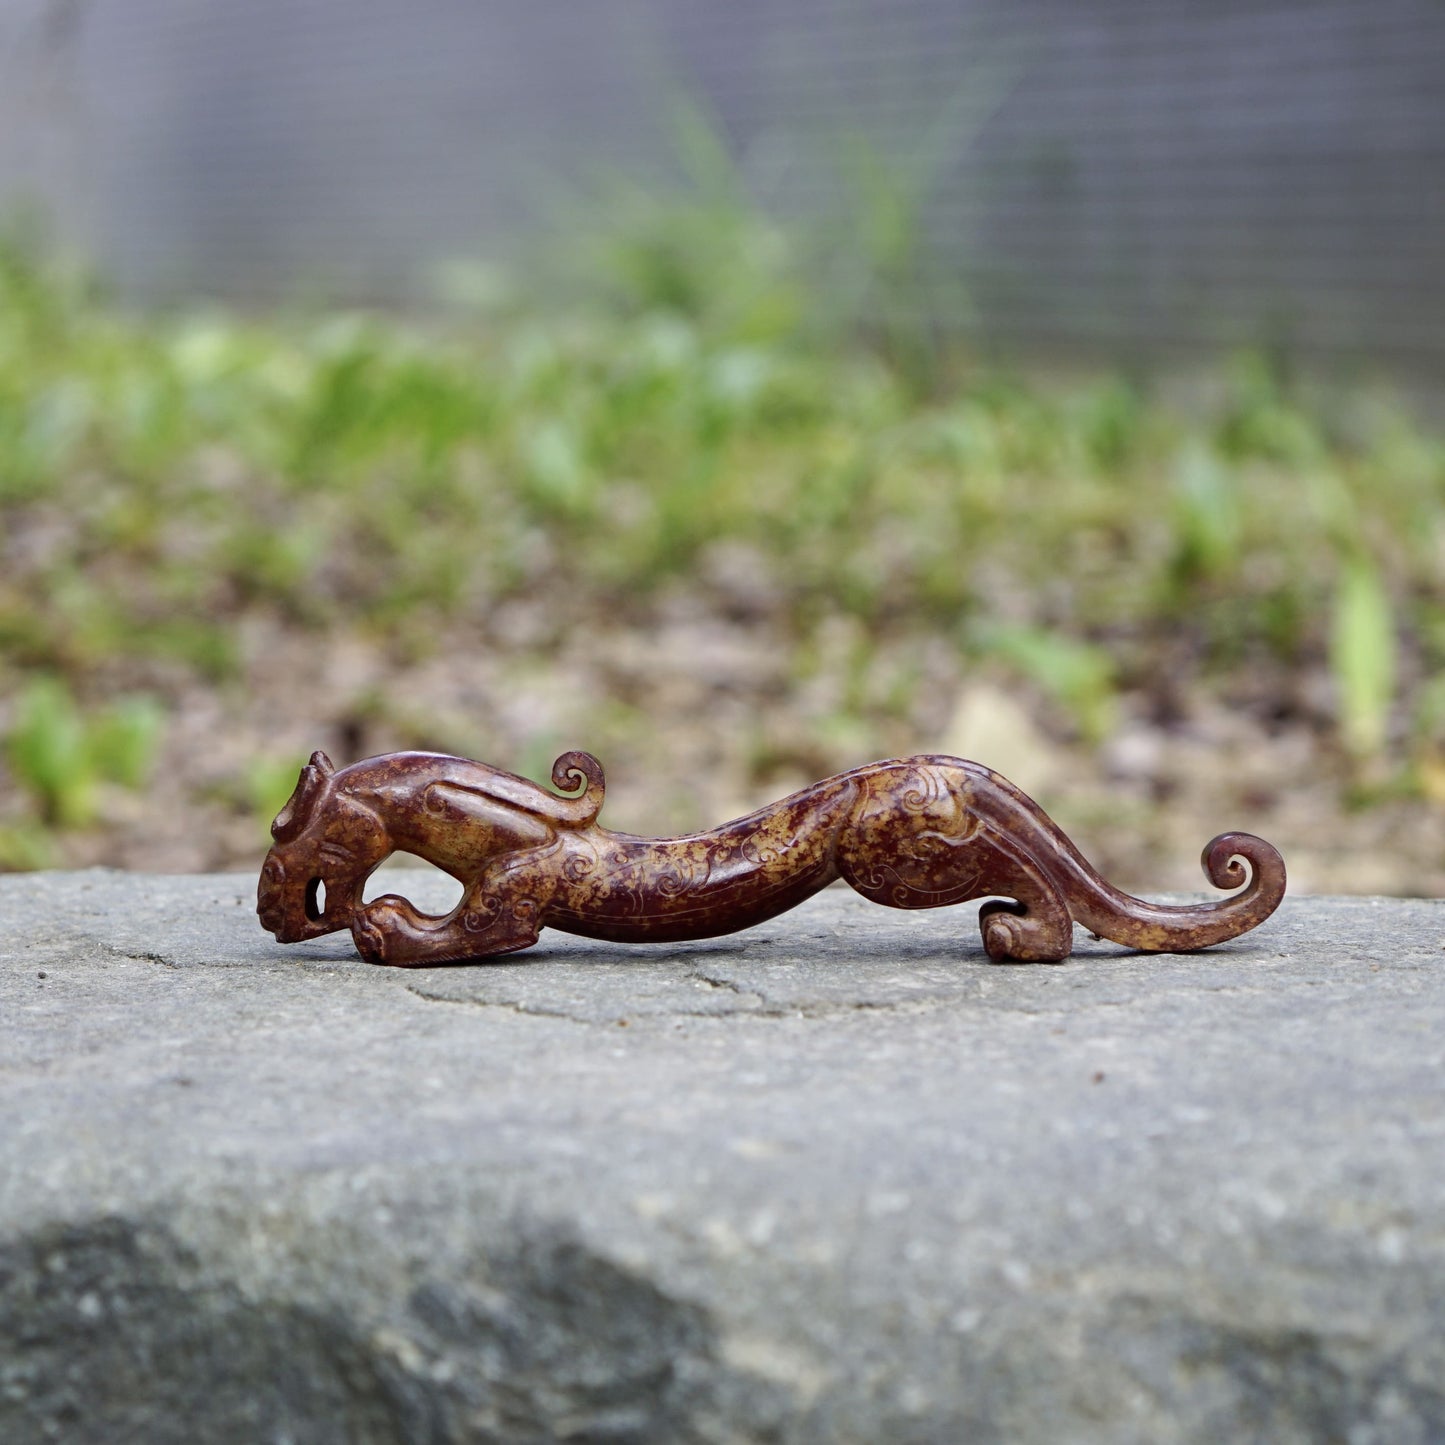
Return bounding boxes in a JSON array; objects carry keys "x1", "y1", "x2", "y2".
[{"x1": 2, "y1": 871, "x2": 1445, "y2": 1444}]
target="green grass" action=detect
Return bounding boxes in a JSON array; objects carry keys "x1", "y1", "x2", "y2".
[
  {"x1": 1, "y1": 219, "x2": 1444, "y2": 849},
  {"x1": 4, "y1": 675, "x2": 163, "y2": 827}
]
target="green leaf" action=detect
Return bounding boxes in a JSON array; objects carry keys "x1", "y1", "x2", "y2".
[
  {"x1": 523, "y1": 421, "x2": 591, "y2": 516},
  {"x1": 5, "y1": 676, "x2": 95, "y2": 827},
  {"x1": 1330, "y1": 557, "x2": 1396, "y2": 759},
  {"x1": 1170, "y1": 442, "x2": 1240, "y2": 583},
  {"x1": 0, "y1": 822, "x2": 54, "y2": 871},
  {"x1": 88, "y1": 695, "x2": 166, "y2": 789}
]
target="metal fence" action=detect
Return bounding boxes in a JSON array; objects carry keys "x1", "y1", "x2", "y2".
[{"x1": 1, "y1": 0, "x2": 1442, "y2": 369}]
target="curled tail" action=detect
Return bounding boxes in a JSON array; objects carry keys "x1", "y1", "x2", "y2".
[
  {"x1": 946, "y1": 759, "x2": 1286, "y2": 954},
  {"x1": 1054, "y1": 828, "x2": 1285, "y2": 952},
  {"x1": 549, "y1": 750, "x2": 606, "y2": 826}
]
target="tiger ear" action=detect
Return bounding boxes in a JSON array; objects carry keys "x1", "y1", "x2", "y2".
[{"x1": 271, "y1": 751, "x2": 335, "y2": 843}]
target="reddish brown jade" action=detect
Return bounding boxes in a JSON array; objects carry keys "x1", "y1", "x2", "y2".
[{"x1": 257, "y1": 749, "x2": 1285, "y2": 966}]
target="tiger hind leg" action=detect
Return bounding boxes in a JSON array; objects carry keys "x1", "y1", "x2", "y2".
[{"x1": 978, "y1": 888, "x2": 1073, "y2": 962}]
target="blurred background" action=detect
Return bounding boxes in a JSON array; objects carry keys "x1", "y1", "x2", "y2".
[{"x1": 0, "y1": 0, "x2": 1442, "y2": 893}]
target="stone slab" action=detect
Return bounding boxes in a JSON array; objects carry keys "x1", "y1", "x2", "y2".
[{"x1": 2, "y1": 872, "x2": 1445, "y2": 1443}]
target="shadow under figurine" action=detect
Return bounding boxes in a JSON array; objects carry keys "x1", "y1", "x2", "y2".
[{"x1": 257, "y1": 749, "x2": 1285, "y2": 966}]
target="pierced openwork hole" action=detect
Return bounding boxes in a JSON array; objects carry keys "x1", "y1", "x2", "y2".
[
  {"x1": 304, "y1": 877, "x2": 326, "y2": 921},
  {"x1": 362, "y1": 852, "x2": 464, "y2": 915}
]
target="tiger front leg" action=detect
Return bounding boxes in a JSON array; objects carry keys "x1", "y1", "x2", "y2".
[{"x1": 352, "y1": 888, "x2": 541, "y2": 966}]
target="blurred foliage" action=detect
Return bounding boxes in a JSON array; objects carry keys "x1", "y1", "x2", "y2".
[
  {"x1": 1, "y1": 177, "x2": 1444, "y2": 858},
  {"x1": 545, "y1": 90, "x2": 1005, "y2": 393},
  {"x1": 4, "y1": 675, "x2": 162, "y2": 827},
  {"x1": 246, "y1": 755, "x2": 312, "y2": 846},
  {"x1": 4, "y1": 678, "x2": 90, "y2": 827},
  {"x1": 976, "y1": 625, "x2": 1118, "y2": 744}
]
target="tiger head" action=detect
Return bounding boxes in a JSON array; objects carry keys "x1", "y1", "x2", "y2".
[{"x1": 256, "y1": 751, "x2": 388, "y2": 942}]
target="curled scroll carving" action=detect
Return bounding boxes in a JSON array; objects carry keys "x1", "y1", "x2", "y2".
[{"x1": 257, "y1": 750, "x2": 1285, "y2": 967}]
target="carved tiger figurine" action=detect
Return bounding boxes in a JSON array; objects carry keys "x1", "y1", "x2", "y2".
[{"x1": 256, "y1": 749, "x2": 1285, "y2": 966}]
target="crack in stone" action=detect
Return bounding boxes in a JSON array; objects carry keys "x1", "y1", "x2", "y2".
[
  {"x1": 401, "y1": 971, "x2": 1114, "y2": 1027},
  {"x1": 94, "y1": 942, "x2": 180, "y2": 969},
  {"x1": 690, "y1": 972, "x2": 752, "y2": 994},
  {"x1": 6, "y1": 936, "x2": 183, "y2": 970},
  {"x1": 402, "y1": 973, "x2": 991, "y2": 1026},
  {"x1": 129, "y1": 950, "x2": 180, "y2": 969},
  {"x1": 403, "y1": 984, "x2": 594, "y2": 1025},
  {"x1": 688, "y1": 970, "x2": 767, "y2": 1008}
]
